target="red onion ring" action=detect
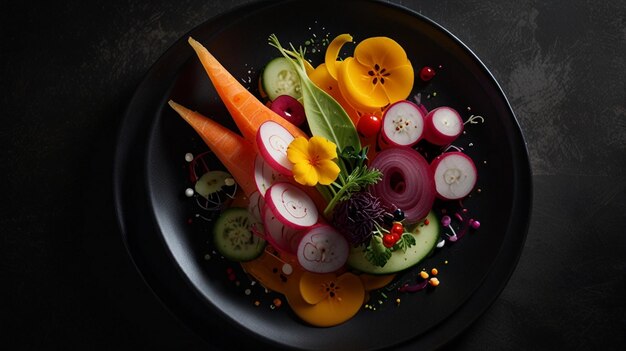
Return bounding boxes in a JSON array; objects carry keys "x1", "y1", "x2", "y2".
[{"x1": 369, "y1": 147, "x2": 435, "y2": 223}]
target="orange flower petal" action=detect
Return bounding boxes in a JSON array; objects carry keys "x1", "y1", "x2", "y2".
[
  {"x1": 288, "y1": 272, "x2": 365, "y2": 327},
  {"x1": 381, "y1": 62, "x2": 414, "y2": 102},
  {"x1": 353, "y1": 36, "x2": 409, "y2": 69},
  {"x1": 299, "y1": 272, "x2": 337, "y2": 304}
]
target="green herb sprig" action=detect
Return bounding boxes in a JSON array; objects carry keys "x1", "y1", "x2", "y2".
[{"x1": 322, "y1": 146, "x2": 381, "y2": 216}]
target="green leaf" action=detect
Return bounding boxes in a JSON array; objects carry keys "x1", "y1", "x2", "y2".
[
  {"x1": 394, "y1": 233, "x2": 416, "y2": 253},
  {"x1": 269, "y1": 35, "x2": 360, "y2": 153},
  {"x1": 365, "y1": 235, "x2": 392, "y2": 267}
]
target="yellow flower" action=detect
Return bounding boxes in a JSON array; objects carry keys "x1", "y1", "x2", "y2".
[
  {"x1": 337, "y1": 37, "x2": 414, "y2": 112},
  {"x1": 287, "y1": 136, "x2": 341, "y2": 186}
]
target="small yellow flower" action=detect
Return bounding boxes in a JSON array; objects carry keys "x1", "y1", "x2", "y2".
[{"x1": 287, "y1": 136, "x2": 341, "y2": 186}]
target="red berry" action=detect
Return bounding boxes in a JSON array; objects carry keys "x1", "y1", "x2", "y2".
[
  {"x1": 357, "y1": 114, "x2": 382, "y2": 138},
  {"x1": 391, "y1": 222, "x2": 404, "y2": 235},
  {"x1": 383, "y1": 234, "x2": 396, "y2": 248},
  {"x1": 419, "y1": 66, "x2": 436, "y2": 81},
  {"x1": 390, "y1": 233, "x2": 401, "y2": 244}
]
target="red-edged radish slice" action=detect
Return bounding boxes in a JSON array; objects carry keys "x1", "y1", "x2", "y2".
[
  {"x1": 296, "y1": 224, "x2": 349, "y2": 273},
  {"x1": 270, "y1": 95, "x2": 306, "y2": 127},
  {"x1": 369, "y1": 147, "x2": 436, "y2": 223},
  {"x1": 424, "y1": 107, "x2": 464, "y2": 145},
  {"x1": 257, "y1": 121, "x2": 294, "y2": 176},
  {"x1": 254, "y1": 155, "x2": 285, "y2": 197},
  {"x1": 381, "y1": 100, "x2": 425, "y2": 147},
  {"x1": 262, "y1": 205, "x2": 301, "y2": 254},
  {"x1": 431, "y1": 152, "x2": 477, "y2": 200},
  {"x1": 265, "y1": 182, "x2": 319, "y2": 229}
]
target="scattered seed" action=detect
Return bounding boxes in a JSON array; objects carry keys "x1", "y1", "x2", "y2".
[{"x1": 273, "y1": 298, "x2": 282, "y2": 308}]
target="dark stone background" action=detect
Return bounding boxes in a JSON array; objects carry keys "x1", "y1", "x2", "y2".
[{"x1": 1, "y1": 0, "x2": 624, "y2": 349}]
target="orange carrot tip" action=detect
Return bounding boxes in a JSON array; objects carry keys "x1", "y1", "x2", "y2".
[
  {"x1": 186, "y1": 36, "x2": 307, "y2": 144},
  {"x1": 168, "y1": 100, "x2": 257, "y2": 196}
]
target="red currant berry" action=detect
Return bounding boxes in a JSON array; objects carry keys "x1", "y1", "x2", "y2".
[
  {"x1": 357, "y1": 114, "x2": 382, "y2": 138},
  {"x1": 390, "y1": 233, "x2": 401, "y2": 244},
  {"x1": 383, "y1": 234, "x2": 396, "y2": 248},
  {"x1": 391, "y1": 222, "x2": 404, "y2": 235},
  {"x1": 419, "y1": 66, "x2": 436, "y2": 81}
]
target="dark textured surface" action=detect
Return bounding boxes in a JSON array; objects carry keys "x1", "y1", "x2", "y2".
[{"x1": 1, "y1": 0, "x2": 624, "y2": 350}]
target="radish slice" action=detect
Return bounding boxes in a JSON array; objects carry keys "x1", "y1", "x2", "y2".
[
  {"x1": 369, "y1": 147, "x2": 435, "y2": 223},
  {"x1": 431, "y1": 152, "x2": 477, "y2": 200},
  {"x1": 262, "y1": 205, "x2": 301, "y2": 254},
  {"x1": 265, "y1": 182, "x2": 319, "y2": 229},
  {"x1": 424, "y1": 107, "x2": 464, "y2": 145},
  {"x1": 270, "y1": 95, "x2": 306, "y2": 126},
  {"x1": 381, "y1": 100, "x2": 425, "y2": 147},
  {"x1": 257, "y1": 121, "x2": 294, "y2": 176},
  {"x1": 254, "y1": 155, "x2": 285, "y2": 196},
  {"x1": 296, "y1": 224, "x2": 349, "y2": 273}
]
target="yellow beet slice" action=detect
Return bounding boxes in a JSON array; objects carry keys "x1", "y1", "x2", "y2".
[
  {"x1": 325, "y1": 33, "x2": 353, "y2": 80},
  {"x1": 284, "y1": 271, "x2": 365, "y2": 327}
]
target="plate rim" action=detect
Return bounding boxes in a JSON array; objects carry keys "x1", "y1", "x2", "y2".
[{"x1": 113, "y1": 0, "x2": 533, "y2": 349}]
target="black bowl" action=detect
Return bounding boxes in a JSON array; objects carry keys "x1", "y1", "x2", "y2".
[{"x1": 114, "y1": 0, "x2": 532, "y2": 349}]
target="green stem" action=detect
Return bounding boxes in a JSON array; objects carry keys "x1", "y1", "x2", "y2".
[{"x1": 323, "y1": 185, "x2": 351, "y2": 218}]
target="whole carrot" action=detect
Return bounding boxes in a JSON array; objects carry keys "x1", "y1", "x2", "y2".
[
  {"x1": 188, "y1": 37, "x2": 307, "y2": 144},
  {"x1": 168, "y1": 100, "x2": 257, "y2": 196}
]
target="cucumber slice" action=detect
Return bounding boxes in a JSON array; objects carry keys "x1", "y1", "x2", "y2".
[
  {"x1": 213, "y1": 208, "x2": 266, "y2": 261},
  {"x1": 195, "y1": 171, "x2": 231, "y2": 198},
  {"x1": 347, "y1": 211, "x2": 440, "y2": 274},
  {"x1": 261, "y1": 57, "x2": 302, "y2": 101}
]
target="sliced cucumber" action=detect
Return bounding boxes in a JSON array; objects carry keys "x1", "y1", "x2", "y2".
[
  {"x1": 347, "y1": 211, "x2": 440, "y2": 274},
  {"x1": 213, "y1": 208, "x2": 266, "y2": 261},
  {"x1": 195, "y1": 170, "x2": 231, "y2": 199},
  {"x1": 261, "y1": 57, "x2": 302, "y2": 101}
]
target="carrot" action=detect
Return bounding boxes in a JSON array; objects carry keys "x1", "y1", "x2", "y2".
[
  {"x1": 187, "y1": 37, "x2": 307, "y2": 144},
  {"x1": 168, "y1": 100, "x2": 257, "y2": 196}
]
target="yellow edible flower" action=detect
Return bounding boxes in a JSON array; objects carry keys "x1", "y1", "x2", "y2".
[
  {"x1": 337, "y1": 37, "x2": 414, "y2": 112},
  {"x1": 287, "y1": 136, "x2": 340, "y2": 186}
]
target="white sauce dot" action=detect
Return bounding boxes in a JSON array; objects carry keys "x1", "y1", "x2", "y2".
[
  {"x1": 224, "y1": 178, "x2": 235, "y2": 186},
  {"x1": 204, "y1": 254, "x2": 211, "y2": 260},
  {"x1": 184, "y1": 153, "x2": 194, "y2": 162},
  {"x1": 282, "y1": 263, "x2": 293, "y2": 275},
  {"x1": 244, "y1": 289, "x2": 251, "y2": 295},
  {"x1": 185, "y1": 188, "x2": 194, "y2": 197}
]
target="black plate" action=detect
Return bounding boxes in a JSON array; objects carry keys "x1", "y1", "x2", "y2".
[{"x1": 114, "y1": 0, "x2": 532, "y2": 350}]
